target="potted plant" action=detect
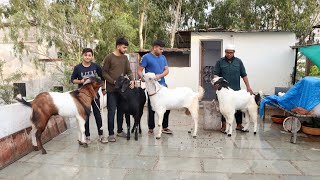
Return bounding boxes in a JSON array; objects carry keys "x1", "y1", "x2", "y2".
[{"x1": 301, "y1": 118, "x2": 320, "y2": 135}]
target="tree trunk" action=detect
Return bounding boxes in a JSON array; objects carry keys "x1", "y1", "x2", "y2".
[
  {"x1": 139, "y1": 1, "x2": 147, "y2": 50},
  {"x1": 170, "y1": 0, "x2": 182, "y2": 48}
]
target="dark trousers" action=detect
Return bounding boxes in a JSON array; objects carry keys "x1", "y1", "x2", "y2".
[
  {"x1": 221, "y1": 110, "x2": 243, "y2": 124},
  {"x1": 107, "y1": 92, "x2": 124, "y2": 135},
  {"x1": 85, "y1": 95, "x2": 103, "y2": 137},
  {"x1": 147, "y1": 95, "x2": 170, "y2": 129}
]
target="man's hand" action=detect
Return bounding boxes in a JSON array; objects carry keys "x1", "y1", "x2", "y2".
[
  {"x1": 129, "y1": 80, "x2": 135, "y2": 89},
  {"x1": 247, "y1": 87, "x2": 254, "y2": 95},
  {"x1": 155, "y1": 74, "x2": 161, "y2": 81},
  {"x1": 102, "y1": 89, "x2": 106, "y2": 95},
  {"x1": 81, "y1": 77, "x2": 88, "y2": 84}
]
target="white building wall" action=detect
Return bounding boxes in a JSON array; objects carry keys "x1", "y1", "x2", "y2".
[
  {"x1": 0, "y1": 27, "x2": 62, "y2": 99},
  {"x1": 166, "y1": 32, "x2": 296, "y2": 95}
]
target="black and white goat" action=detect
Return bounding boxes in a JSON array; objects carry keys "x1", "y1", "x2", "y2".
[
  {"x1": 143, "y1": 72, "x2": 204, "y2": 139},
  {"x1": 115, "y1": 75, "x2": 146, "y2": 141},
  {"x1": 211, "y1": 77, "x2": 262, "y2": 136},
  {"x1": 16, "y1": 77, "x2": 102, "y2": 154}
]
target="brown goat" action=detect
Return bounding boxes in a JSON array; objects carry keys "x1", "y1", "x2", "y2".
[{"x1": 16, "y1": 77, "x2": 102, "y2": 154}]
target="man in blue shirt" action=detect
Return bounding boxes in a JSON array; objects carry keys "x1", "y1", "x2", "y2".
[
  {"x1": 214, "y1": 44, "x2": 253, "y2": 133},
  {"x1": 138, "y1": 40, "x2": 173, "y2": 135}
]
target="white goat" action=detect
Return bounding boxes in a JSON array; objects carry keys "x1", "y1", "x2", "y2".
[
  {"x1": 143, "y1": 72, "x2": 204, "y2": 139},
  {"x1": 211, "y1": 77, "x2": 261, "y2": 136}
]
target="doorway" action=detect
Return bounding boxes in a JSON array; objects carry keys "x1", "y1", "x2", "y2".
[{"x1": 200, "y1": 40, "x2": 222, "y2": 100}]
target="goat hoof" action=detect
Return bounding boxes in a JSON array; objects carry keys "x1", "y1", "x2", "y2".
[
  {"x1": 127, "y1": 137, "x2": 130, "y2": 141},
  {"x1": 156, "y1": 136, "x2": 161, "y2": 139},
  {"x1": 41, "y1": 149, "x2": 47, "y2": 154},
  {"x1": 82, "y1": 143, "x2": 88, "y2": 148},
  {"x1": 192, "y1": 135, "x2": 197, "y2": 138},
  {"x1": 254, "y1": 132, "x2": 257, "y2": 135},
  {"x1": 78, "y1": 140, "x2": 83, "y2": 145},
  {"x1": 33, "y1": 145, "x2": 39, "y2": 151},
  {"x1": 227, "y1": 134, "x2": 232, "y2": 137},
  {"x1": 135, "y1": 136, "x2": 138, "y2": 141},
  {"x1": 188, "y1": 130, "x2": 191, "y2": 133},
  {"x1": 241, "y1": 129, "x2": 249, "y2": 133}
]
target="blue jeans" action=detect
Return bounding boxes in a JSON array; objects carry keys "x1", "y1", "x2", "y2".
[
  {"x1": 147, "y1": 94, "x2": 170, "y2": 129},
  {"x1": 221, "y1": 110, "x2": 242, "y2": 124},
  {"x1": 84, "y1": 95, "x2": 103, "y2": 137},
  {"x1": 107, "y1": 92, "x2": 124, "y2": 135}
]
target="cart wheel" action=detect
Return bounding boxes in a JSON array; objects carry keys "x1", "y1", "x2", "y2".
[{"x1": 283, "y1": 116, "x2": 301, "y2": 132}]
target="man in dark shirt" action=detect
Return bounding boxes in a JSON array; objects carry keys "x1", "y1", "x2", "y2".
[
  {"x1": 71, "y1": 48, "x2": 108, "y2": 144},
  {"x1": 214, "y1": 44, "x2": 253, "y2": 132},
  {"x1": 102, "y1": 37, "x2": 134, "y2": 142}
]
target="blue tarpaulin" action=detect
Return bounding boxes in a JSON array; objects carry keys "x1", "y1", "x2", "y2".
[{"x1": 260, "y1": 76, "x2": 320, "y2": 117}]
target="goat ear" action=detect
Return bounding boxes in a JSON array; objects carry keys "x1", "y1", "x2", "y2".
[
  {"x1": 124, "y1": 75, "x2": 129, "y2": 79},
  {"x1": 121, "y1": 83, "x2": 127, "y2": 92}
]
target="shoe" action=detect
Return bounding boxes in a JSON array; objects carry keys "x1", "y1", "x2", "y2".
[
  {"x1": 98, "y1": 135, "x2": 108, "y2": 144},
  {"x1": 162, "y1": 128, "x2": 173, "y2": 134},
  {"x1": 117, "y1": 131, "x2": 127, "y2": 138},
  {"x1": 85, "y1": 136, "x2": 91, "y2": 144},
  {"x1": 108, "y1": 135, "x2": 116, "y2": 142}
]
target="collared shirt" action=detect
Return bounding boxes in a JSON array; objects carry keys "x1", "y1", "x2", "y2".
[
  {"x1": 214, "y1": 56, "x2": 247, "y2": 91},
  {"x1": 140, "y1": 52, "x2": 168, "y2": 86}
]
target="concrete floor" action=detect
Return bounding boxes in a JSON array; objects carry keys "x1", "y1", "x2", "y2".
[{"x1": 1, "y1": 108, "x2": 320, "y2": 180}]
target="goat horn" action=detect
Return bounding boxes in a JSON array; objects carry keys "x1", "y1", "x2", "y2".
[{"x1": 83, "y1": 78, "x2": 92, "y2": 85}]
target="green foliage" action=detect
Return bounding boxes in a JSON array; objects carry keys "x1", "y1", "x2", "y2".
[
  {"x1": 207, "y1": 0, "x2": 319, "y2": 41},
  {"x1": 309, "y1": 65, "x2": 320, "y2": 76},
  {"x1": 0, "y1": 60, "x2": 26, "y2": 104}
]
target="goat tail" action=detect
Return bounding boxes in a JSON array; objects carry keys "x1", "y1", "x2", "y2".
[
  {"x1": 197, "y1": 86, "x2": 205, "y2": 100},
  {"x1": 254, "y1": 91, "x2": 263, "y2": 106},
  {"x1": 16, "y1": 94, "x2": 32, "y2": 107}
]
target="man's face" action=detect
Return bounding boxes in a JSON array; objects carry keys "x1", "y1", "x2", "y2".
[
  {"x1": 153, "y1": 45, "x2": 164, "y2": 56},
  {"x1": 82, "y1": 52, "x2": 93, "y2": 63},
  {"x1": 117, "y1": 44, "x2": 128, "y2": 54},
  {"x1": 225, "y1": 49, "x2": 235, "y2": 59}
]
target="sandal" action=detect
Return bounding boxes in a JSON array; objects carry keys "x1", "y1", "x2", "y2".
[
  {"x1": 148, "y1": 129, "x2": 154, "y2": 135},
  {"x1": 162, "y1": 128, "x2": 173, "y2": 134},
  {"x1": 235, "y1": 125, "x2": 244, "y2": 131}
]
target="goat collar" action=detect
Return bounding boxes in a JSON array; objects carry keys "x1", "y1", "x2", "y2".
[
  {"x1": 80, "y1": 92, "x2": 92, "y2": 98},
  {"x1": 148, "y1": 88, "x2": 161, "y2": 96}
]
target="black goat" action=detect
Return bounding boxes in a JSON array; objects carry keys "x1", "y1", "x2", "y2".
[{"x1": 115, "y1": 75, "x2": 146, "y2": 140}]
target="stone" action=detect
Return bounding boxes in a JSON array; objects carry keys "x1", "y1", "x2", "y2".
[{"x1": 203, "y1": 100, "x2": 222, "y2": 131}]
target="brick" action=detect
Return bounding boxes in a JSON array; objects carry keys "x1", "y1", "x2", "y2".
[
  {"x1": 12, "y1": 129, "x2": 33, "y2": 159},
  {"x1": 0, "y1": 136, "x2": 15, "y2": 169}
]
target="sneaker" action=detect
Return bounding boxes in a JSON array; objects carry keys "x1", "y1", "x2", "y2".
[
  {"x1": 162, "y1": 128, "x2": 173, "y2": 134},
  {"x1": 117, "y1": 131, "x2": 127, "y2": 138},
  {"x1": 98, "y1": 135, "x2": 108, "y2": 144},
  {"x1": 85, "y1": 136, "x2": 91, "y2": 144},
  {"x1": 108, "y1": 135, "x2": 116, "y2": 142}
]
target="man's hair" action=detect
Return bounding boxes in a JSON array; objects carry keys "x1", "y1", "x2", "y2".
[
  {"x1": 116, "y1": 37, "x2": 129, "y2": 46},
  {"x1": 82, "y1": 48, "x2": 93, "y2": 55},
  {"x1": 153, "y1": 40, "x2": 165, "y2": 47}
]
